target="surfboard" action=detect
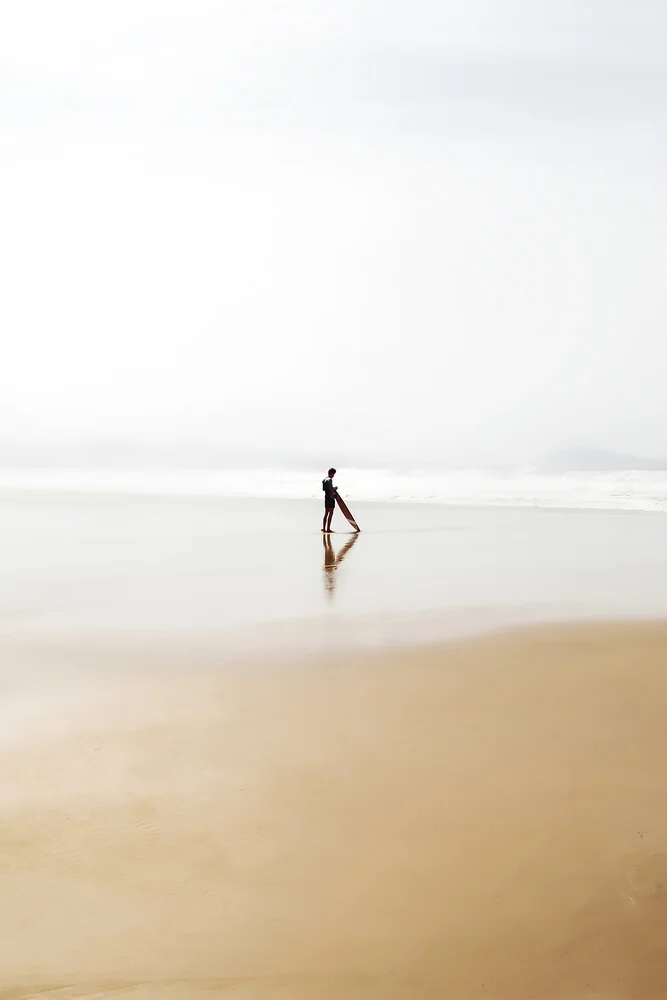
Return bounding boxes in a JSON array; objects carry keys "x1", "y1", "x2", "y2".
[{"x1": 335, "y1": 493, "x2": 361, "y2": 532}]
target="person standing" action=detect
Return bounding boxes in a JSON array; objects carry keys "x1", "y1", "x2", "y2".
[{"x1": 322, "y1": 467, "x2": 337, "y2": 533}]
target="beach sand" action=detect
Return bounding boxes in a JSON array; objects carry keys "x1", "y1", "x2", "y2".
[{"x1": 2, "y1": 622, "x2": 667, "y2": 998}]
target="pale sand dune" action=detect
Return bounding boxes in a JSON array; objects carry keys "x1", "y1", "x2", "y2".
[{"x1": 2, "y1": 623, "x2": 667, "y2": 998}]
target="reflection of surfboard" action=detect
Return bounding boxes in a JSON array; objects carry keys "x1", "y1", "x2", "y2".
[{"x1": 335, "y1": 493, "x2": 360, "y2": 532}]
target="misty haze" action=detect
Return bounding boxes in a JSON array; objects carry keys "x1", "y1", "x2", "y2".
[{"x1": 2, "y1": 0, "x2": 667, "y2": 470}]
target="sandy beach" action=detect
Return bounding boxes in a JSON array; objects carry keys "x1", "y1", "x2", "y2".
[{"x1": 3, "y1": 620, "x2": 667, "y2": 998}]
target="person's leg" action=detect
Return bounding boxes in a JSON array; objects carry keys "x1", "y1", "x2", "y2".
[
  {"x1": 322, "y1": 508, "x2": 329, "y2": 532},
  {"x1": 327, "y1": 507, "x2": 334, "y2": 532}
]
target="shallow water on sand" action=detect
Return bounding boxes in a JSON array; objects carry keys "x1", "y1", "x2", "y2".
[{"x1": 0, "y1": 492, "x2": 666, "y2": 646}]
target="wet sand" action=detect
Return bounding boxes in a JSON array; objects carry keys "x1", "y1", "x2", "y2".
[
  {"x1": 2, "y1": 492, "x2": 667, "y2": 641},
  {"x1": 3, "y1": 621, "x2": 667, "y2": 998}
]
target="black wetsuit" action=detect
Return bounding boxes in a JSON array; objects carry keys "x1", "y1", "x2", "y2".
[{"x1": 323, "y1": 478, "x2": 337, "y2": 509}]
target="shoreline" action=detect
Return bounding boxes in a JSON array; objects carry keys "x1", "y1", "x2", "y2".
[
  {"x1": 3, "y1": 619, "x2": 667, "y2": 997},
  {"x1": 1, "y1": 608, "x2": 666, "y2": 665}
]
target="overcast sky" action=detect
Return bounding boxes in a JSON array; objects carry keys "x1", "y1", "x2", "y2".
[{"x1": 1, "y1": 0, "x2": 666, "y2": 467}]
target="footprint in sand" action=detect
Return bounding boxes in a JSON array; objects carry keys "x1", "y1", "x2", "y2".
[{"x1": 622, "y1": 852, "x2": 667, "y2": 904}]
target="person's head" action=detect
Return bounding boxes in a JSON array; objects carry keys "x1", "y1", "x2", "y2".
[{"x1": 328, "y1": 467, "x2": 336, "y2": 478}]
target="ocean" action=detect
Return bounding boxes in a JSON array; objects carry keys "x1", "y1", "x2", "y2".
[{"x1": 1, "y1": 465, "x2": 667, "y2": 511}]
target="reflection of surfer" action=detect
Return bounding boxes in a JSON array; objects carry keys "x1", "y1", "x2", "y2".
[
  {"x1": 322, "y1": 531, "x2": 359, "y2": 601},
  {"x1": 322, "y1": 467, "x2": 337, "y2": 533},
  {"x1": 322, "y1": 533, "x2": 336, "y2": 599}
]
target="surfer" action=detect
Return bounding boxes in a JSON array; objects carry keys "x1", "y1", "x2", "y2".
[{"x1": 322, "y1": 467, "x2": 337, "y2": 533}]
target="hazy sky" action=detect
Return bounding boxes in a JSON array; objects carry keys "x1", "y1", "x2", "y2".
[{"x1": 2, "y1": 1, "x2": 666, "y2": 466}]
